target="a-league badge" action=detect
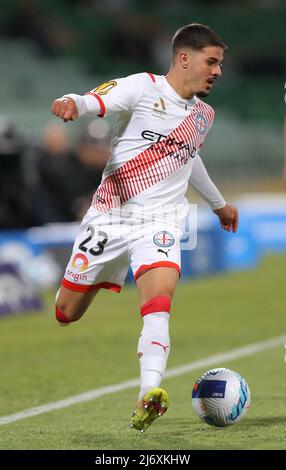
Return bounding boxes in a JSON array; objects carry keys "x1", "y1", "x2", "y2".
[
  {"x1": 195, "y1": 113, "x2": 208, "y2": 135},
  {"x1": 153, "y1": 231, "x2": 175, "y2": 248}
]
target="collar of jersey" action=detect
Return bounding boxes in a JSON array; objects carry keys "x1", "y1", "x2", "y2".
[{"x1": 161, "y1": 75, "x2": 197, "y2": 107}]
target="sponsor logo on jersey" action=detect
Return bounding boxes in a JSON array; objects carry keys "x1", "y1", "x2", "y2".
[
  {"x1": 72, "y1": 253, "x2": 89, "y2": 272},
  {"x1": 195, "y1": 113, "x2": 208, "y2": 135},
  {"x1": 153, "y1": 231, "x2": 175, "y2": 248},
  {"x1": 92, "y1": 80, "x2": 117, "y2": 95},
  {"x1": 67, "y1": 270, "x2": 88, "y2": 282},
  {"x1": 152, "y1": 97, "x2": 167, "y2": 118},
  {"x1": 142, "y1": 130, "x2": 197, "y2": 164}
]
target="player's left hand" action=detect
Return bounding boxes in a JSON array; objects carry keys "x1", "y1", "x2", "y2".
[{"x1": 213, "y1": 204, "x2": 239, "y2": 233}]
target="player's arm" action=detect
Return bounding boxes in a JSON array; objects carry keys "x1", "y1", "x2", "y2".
[
  {"x1": 51, "y1": 74, "x2": 146, "y2": 122},
  {"x1": 189, "y1": 155, "x2": 238, "y2": 233}
]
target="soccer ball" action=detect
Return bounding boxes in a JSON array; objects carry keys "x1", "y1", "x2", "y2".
[{"x1": 192, "y1": 368, "x2": 251, "y2": 427}]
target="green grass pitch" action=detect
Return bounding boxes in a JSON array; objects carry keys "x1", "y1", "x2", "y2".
[{"x1": 0, "y1": 254, "x2": 285, "y2": 450}]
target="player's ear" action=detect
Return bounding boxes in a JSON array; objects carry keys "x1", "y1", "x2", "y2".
[{"x1": 179, "y1": 51, "x2": 189, "y2": 69}]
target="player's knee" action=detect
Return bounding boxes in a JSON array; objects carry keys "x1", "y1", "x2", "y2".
[{"x1": 55, "y1": 301, "x2": 84, "y2": 324}]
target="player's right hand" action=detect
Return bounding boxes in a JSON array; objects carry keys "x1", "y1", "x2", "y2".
[{"x1": 51, "y1": 97, "x2": 78, "y2": 122}]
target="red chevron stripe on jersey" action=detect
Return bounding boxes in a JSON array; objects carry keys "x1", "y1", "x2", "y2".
[{"x1": 92, "y1": 101, "x2": 214, "y2": 211}]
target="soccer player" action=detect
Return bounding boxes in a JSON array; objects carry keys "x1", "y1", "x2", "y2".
[{"x1": 51, "y1": 23, "x2": 238, "y2": 432}]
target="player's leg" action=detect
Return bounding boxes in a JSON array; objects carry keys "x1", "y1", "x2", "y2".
[
  {"x1": 129, "y1": 222, "x2": 181, "y2": 431},
  {"x1": 55, "y1": 286, "x2": 99, "y2": 324},
  {"x1": 55, "y1": 206, "x2": 129, "y2": 325},
  {"x1": 136, "y1": 265, "x2": 179, "y2": 304},
  {"x1": 136, "y1": 266, "x2": 179, "y2": 397},
  {"x1": 130, "y1": 266, "x2": 179, "y2": 431}
]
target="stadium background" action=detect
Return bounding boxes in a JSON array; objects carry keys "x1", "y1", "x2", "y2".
[{"x1": 0, "y1": 0, "x2": 286, "y2": 451}]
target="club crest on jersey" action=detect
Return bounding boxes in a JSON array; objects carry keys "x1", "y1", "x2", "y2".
[
  {"x1": 195, "y1": 113, "x2": 208, "y2": 135},
  {"x1": 153, "y1": 231, "x2": 175, "y2": 248}
]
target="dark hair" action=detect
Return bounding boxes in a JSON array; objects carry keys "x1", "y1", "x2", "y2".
[{"x1": 172, "y1": 23, "x2": 227, "y2": 57}]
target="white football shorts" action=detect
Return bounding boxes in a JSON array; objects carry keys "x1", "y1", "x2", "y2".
[{"x1": 62, "y1": 206, "x2": 182, "y2": 293}]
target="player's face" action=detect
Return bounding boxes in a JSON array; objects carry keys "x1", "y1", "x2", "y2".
[{"x1": 188, "y1": 46, "x2": 224, "y2": 98}]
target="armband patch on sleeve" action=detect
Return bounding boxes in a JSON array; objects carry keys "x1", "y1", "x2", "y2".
[{"x1": 91, "y1": 80, "x2": 117, "y2": 95}]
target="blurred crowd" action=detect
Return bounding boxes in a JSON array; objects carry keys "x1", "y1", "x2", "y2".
[
  {"x1": 3, "y1": 0, "x2": 285, "y2": 77},
  {"x1": 0, "y1": 118, "x2": 110, "y2": 228},
  {"x1": 0, "y1": 0, "x2": 284, "y2": 232}
]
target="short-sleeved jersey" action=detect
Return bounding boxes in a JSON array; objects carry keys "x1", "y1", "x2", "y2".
[{"x1": 87, "y1": 73, "x2": 215, "y2": 218}]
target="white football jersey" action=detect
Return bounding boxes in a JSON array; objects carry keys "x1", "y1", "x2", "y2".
[{"x1": 82, "y1": 73, "x2": 215, "y2": 218}]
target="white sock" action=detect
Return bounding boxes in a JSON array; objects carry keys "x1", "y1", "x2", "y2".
[{"x1": 137, "y1": 312, "x2": 170, "y2": 401}]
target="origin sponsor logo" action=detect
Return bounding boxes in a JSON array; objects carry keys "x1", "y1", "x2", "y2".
[
  {"x1": 72, "y1": 253, "x2": 89, "y2": 272},
  {"x1": 67, "y1": 270, "x2": 88, "y2": 282}
]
